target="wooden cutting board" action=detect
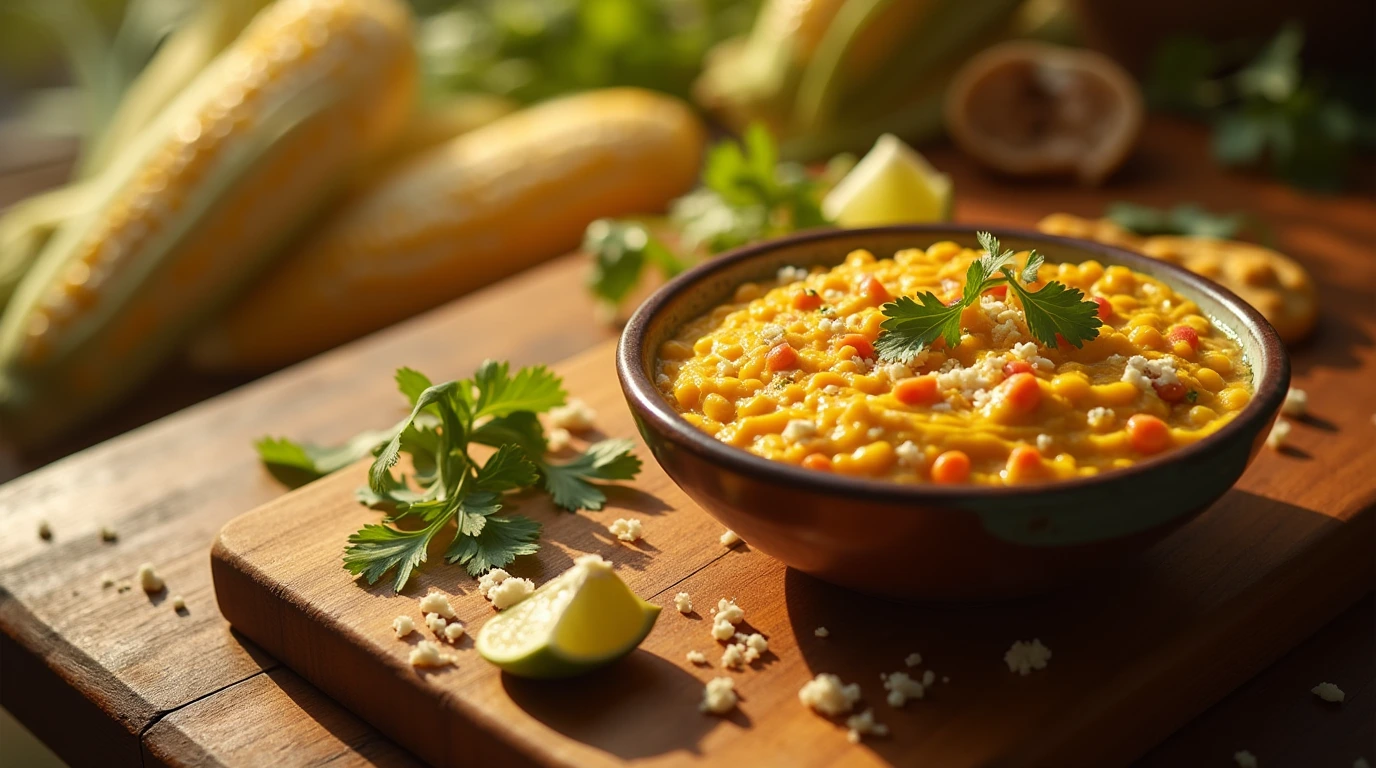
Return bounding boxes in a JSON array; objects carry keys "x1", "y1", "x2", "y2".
[{"x1": 211, "y1": 336, "x2": 1374, "y2": 768}]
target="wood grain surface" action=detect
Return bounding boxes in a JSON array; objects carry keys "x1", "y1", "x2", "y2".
[{"x1": 1, "y1": 119, "x2": 1372, "y2": 767}]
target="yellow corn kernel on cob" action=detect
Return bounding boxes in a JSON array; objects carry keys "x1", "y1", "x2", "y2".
[
  {"x1": 0, "y1": 0, "x2": 417, "y2": 443},
  {"x1": 189, "y1": 87, "x2": 705, "y2": 371}
]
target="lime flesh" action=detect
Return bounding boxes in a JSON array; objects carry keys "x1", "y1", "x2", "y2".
[
  {"x1": 476, "y1": 556, "x2": 660, "y2": 678},
  {"x1": 821, "y1": 133, "x2": 953, "y2": 227}
]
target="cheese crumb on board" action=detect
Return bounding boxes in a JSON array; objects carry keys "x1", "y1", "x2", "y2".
[
  {"x1": 408, "y1": 640, "x2": 455, "y2": 668},
  {"x1": 720, "y1": 529, "x2": 742, "y2": 548},
  {"x1": 686, "y1": 650, "x2": 708, "y2": 665},
  {"x1": 1234, "y1": 750, "x2": 1258, "y2": 768},
  {"x1": 171, "y1": 595, "x2": 186, "y2": 612},
  {"x1": 37, "y1": 521, "x2": 52, "y2": 541},
  {"x1": 488, "y1": 577, "x2": 535, "y2": 610},
  {"x1": 1281, "y1": 387, "x2": 1307, "y2": 416},
  {"x1": 712, "y1": 617, "x2": 737, "y2": 642},
  {"x1": 608, "y1": 518, "x2": 644, "y2": 542},
  {"x1": 1004, "y1": 639, "x2": 1051, "y2": 675},
  {"x1": 799, "y1": 673, "x2": 862, "y2": 716},
  {"x1": 675, "y1": 592, "x2": 693, "y2": 614},
  {"x1": 478, "y1": 568, "x2": 511, "y2": 597},
  {"x1": 921, "y1": 670, "x2": 936, "y2": 687},
  {"x1": 425, "y1": 614, "x2": 448, "y2": 634},
  {"x1": 1311, "y1": 682, "x2": 1345, "y2": 703},
  {"x1": 714, "y1": 598, "x2": 744, "y2": 624},
  {"x1": 137, "y1": 563, "x2": 164, "y2": 593},
  {"x1": 444, "y1": 622, "x2": 466, "y2": 642},
  {"x1": 882, "y1": 672, "x2": 925, "y2": 707},
  {"x1": 845, "y1": 709, "x2": 889, "y2": 743},
  {"x1": 721, "y1": 642, "x2": 746, "y2": 670},
  {"x1": 700, "y1": 677, "x2": 738, "y2": 714},
  {"x1": 742, "y1": 632, "x2": 768, "y2": 663},
  {"x1": 100, "y1": 526, "x2": 118, "y2": 542},
  {"x1": 418, "y1": 592, "x2": 456, "y2": 619},
  {"x1": 100, "y1": 574, "x2": 115, "y2": 589},
  {"x1": 1266, "y1": 419, "x2": 1291, "y2": 449},
  {"x1": 550, "y1": 399, "x2": 596, "y2": 431},
  {"x1": 904, "y1": 652, "x2": 922, "y2": 667},
  {"x1": 546, "y1": 427, "x2": 572, "y2": 452},
  {"x1": 392, "y1": 616, "x2": 415, "y2": 638},
  {"x1": 814, "y1": 627, "x2": 830, "y2": 638}
]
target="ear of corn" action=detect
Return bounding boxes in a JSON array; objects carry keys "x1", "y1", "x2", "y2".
[
  {"x1": 0, "y1": 181, "x2": 104, "y2": 313},
  {"x1": 0, "y1": 0, "x2": 417, "y2": 443},
  {"x1": 190, "y1": 87, "x2": 705, "y2": 372}
]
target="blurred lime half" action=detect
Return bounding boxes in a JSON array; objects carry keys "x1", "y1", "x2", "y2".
[
  {"x1": 822, "y1": 133, "x2": 953, "y2": 226},
  {"x1": 476, "y1": 555, "x2": 660, "y2": 678}
]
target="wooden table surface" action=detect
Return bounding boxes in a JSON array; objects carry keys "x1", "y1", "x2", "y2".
[{"x1": 0, "y1": 118, "x2": 1372, "y2": 767}]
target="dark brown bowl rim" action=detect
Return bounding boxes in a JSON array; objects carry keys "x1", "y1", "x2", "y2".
[{"x1": 616, "y1": 224, "x2": 1289, "y2": 503}]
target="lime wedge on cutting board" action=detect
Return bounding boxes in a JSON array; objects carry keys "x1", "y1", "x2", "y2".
[
  {"x1": 476, "y1": 555, "x2": 660, "y2": 678},
  {"x1": 822, "y1": 133, "x2": 953, "y2": 226}
]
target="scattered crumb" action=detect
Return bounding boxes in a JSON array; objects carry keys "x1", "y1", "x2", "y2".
[
  {"x1": 814, "y1": 627, "x2": 830, "y2": 638},
  {"x1": 1004, "y1": 639, "x2": 1052, "y2": 675},
  {"x1": 799, "y1": 673, "x2": 862, "y2": 716},
  {"x1": 444, "y1": 621, "x2": 466, "y2": 642},
  {"x1": 478, "y1": 568, "x2": 511, "y2": 597},
  {"x1": 116, "y1": 582, "x2": 132, "y2": 593},
  {"x1": 418, "y1": 592, "x2": 456, "y2": 619},
  {"x1": 721, "y1": 642, "x2": 747, "y2": 669},
  {"x1": 608, "y1": 518, "x2": 644, "y2": 542},
  {"x1": 686, "y1": 650, "x2": 708, "y2": 665},
  {"x1": 1281, "y1": 387, "x2": 1307, "y2": 417},
  {"x1": 1234, "y1": 750, "x2": 1258, "y2": 768},
  {"x1": 488, "y1": 577, "x2": 535, "y2": 610},
  {"x1": 882, "y1": 672, "x2": 925, "y2": 707},
  {"x1": 37, "y1": 520, "x2": 52, "y2": 541},
  {"x1": 100, "y1": 574, "x2": 115, "y2": 589},
  {"x1": 921, "y1": 669, "x2": 936, "y2": 687},
  {"x1": 1311, "y1": 682, "x2": 1345, "y2": 703},
  {"x1": 720, "y1": 529, "x2": 742, "y2": 548},
  {"x1": 137, "y1": 563, "x2": 164, "y2": 593},
  {"x1": 1266, "y1": 419, "x2": 1291, "y2": 450},
  {"x1": 742, "y1": 632, "x2": 768, "y2": 663},
  {"x1": 714, "y1": 598, "x2": 744, "y2": 624},
  {"x1": 675, "y1": 592, "x2": 692, "y2": 614},
  {"x1": 99, "y1": 526, "x2": 118, "y2": 542},
  {"x1": 392, "y1": 615, "x2": 415, "y2": 638},
  {"x1": 550, "y1": 398, "x2": 596, "y2": 432},
  {"x1": 942, "y1": 675, "x2": 950, "y2": 684},
  {"x1": 700, "y1": 677, "x2": 738, "y2": 714},
  {"x1": 425, "y1": 613, "x2": 448, "y2": 635},
  {"x1": 547, "y1": 427, "x2": 572, "y2": 452},
  {"x1": 845, "y1": 709, "x2": 889, "y2": 743},
  {"x1": 408, "y1": 640, "x2": 455, "y2": 668},
  {"x1": 904, "y1": 652, "x2": 922, "y2": 667},
  {"x1": 171, "y1": 595, "x2": 186, "y2": 612}
]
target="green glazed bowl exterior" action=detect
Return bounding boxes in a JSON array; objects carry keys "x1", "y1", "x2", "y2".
[{"x1": 616, "y1": 226, "x2": 1289, "y2": 599}]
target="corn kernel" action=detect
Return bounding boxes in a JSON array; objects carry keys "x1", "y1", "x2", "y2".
[
  {"x1": 702, "y1": 393, "x2": 735, "y2": 423},
  {"x1": 1218, "y1": 387, "x2": 1250, "y2": 411},
  {"x1": 1129, "y1": 326, "x2": 1165, "y2": 350},
  {"x1": 1194, "y1": 368, "x2": 1225, "y2": 392}
]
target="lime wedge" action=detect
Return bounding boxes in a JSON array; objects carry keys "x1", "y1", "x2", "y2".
[
  {"x1": 821, "y1": 133, "x2": 953, "y2": 227},
  {"x1": 476, "y1": 555, "x2": 660, "y2": 678}
]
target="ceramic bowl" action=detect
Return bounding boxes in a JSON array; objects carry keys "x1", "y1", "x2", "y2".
[{"x1": 616, "y1": 226, "x2": 1289, "y2": 599}]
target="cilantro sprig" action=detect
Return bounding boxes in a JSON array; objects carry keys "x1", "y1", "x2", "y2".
[
  {"x1": 254, "y1": 361, "x2": 642, "y2": 592},
  {"x1": 875, "y1": 232, "x2": 1101, "y2": 364}
]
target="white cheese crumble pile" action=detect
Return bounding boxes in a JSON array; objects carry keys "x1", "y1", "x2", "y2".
[
  {"x1": 171, "y1": 595, "x2": 186, "y2": 612},
  {"x1": 1282, "y1": 387, "x2": 1308, "y2": 416},
  {"x1": 1121, "y1": 354, "x2": 1181, "y2": 392},
  {"x1": 549, "y1": 398, "x2": 596, "y2": 432},
  {"x1": 418, "y1": 592, "x2": 456, "y2": 619},
  {"x1": 720, "y1": 529, "x2": 742, "y2": 548},
  {"x1": 1234, "y1": 750, "x2": 1258, "y2": 768},
  {"x1": 444, "y1": 622, "x2": 466, "y2": 642},
  {"x1": 546, "y1": 427, "x2": 572, "y2": 452},
  {"x1": 608, "y1": 518, "x2": 644, "y2": 542},
  {"x1": 392, "y1": 615, "x2": 415, "y2": 638},
  {"x1": 137, "y1": 563, "x2": 164, "y2": 593},
  {"x1": 700, "y1": 677, "x2": 738, "y2": 715},
  {"x1": 1311, "y1": 682, "x2": 1345, "y2": 703},
  {"x1": 782, "y1": 419, "x2": 817, "y2": 442},
  {"x1": 814, "y1": 627, "x2": 830, "y2": 638},
  {"x1": 1266, "y1": 419, "x2": 1291, "y2": 450},
  {"x1": 721, "y1": 642, "x2": 747, "y2": 670},
  {"x1": 1004, "y1": 639, "x2": 1052, "y2": 675},
  {"x1": 742, "y1": 632, "x2": 768, "y2": 662},
  {"x1": 674, "y1": 592, "x2": 693, "y2": 614},
  {"x1": 408, "y1": 640, "x2": 456, "y2": 668},
  {"x1": 882, "y1": 672, "x2": 925, "y2": 708},
  {"x1": 37, "y1": 520, "x2": 51, "y2": 541},
  {"x1": 798, "y1": 673, "x2": 862, "y2": 716},
  {"x1": 711, "y1": 598, "x2": 745, "y2": 642},
  {"x1": 100, "y1": 526, "x2": 118, "y2": 542},
  {"x1": 844, "y1": 709, "x2": 889, "y2": 743},
  {"x1": 425, "y1": 614, "x2": 448, "y2": 635},
  {"x1": 686, "y1": 650, "x2": 708, "y2": 665},
  {"x1": 1086, "y1": 406, "x2": 1116, "y2": 431},
  {"x1": 478, "y1": 568, "x2": 535, "y2": 610}
]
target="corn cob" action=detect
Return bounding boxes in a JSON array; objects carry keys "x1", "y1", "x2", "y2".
[
  {"x1": 190, "y1": 87, "x2": 705, "y2": 372},
  {"x1": 0, "y1": 0, "x2": 416, "y2": 443}
]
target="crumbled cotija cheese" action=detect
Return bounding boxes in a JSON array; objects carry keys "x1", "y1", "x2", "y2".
[
  {"x1": 1311, "y1": 682, "x2": 1345, "y2": 703},
  {"x1": 1036, "y1": 434, "x2": 1054, "y2": 453},
  {"x1": 418, "y1": 591, "x2": 456, "y2": 619},
  {"x1": 137, "y1": 563, "x2": 164, "y2": 593},
  {"x1": 711, "y1": 617, "x2": 737, "y2": 641},
  {"x1": 921, "y1": 670, "x2": 935, "y2": 687},
  {"x1": 1234, "y1": 750, "x2": 1258, "y2": 768},
  {"x1": 777, "y1": 265, "x2": 808, "y2": 283},
  {"x1": 720, "y1": 529, "x2": 742, "y2": 548},
  {"x1": 392, "y1": 615, "x2": 415, "y2": 638},
  {"x1": 487, "y1": 577, "x2": 535, "y2": 610},
  {"x1": 1004, "y1": 639, "x2": 1052, "y2": 675},
  {"x1": 714, "y1": 598, "x2": 744, "y2": 624},
  {"x1": 549, "y1": 398, "x2": 596, "y2": 431},
  {"x1": 686, "y1": 650, "x2": 708, "y2": 665},
  {"x1": 743, "y1": 633, "x2": 768, "y2": 658},
  {"x1": 425, "y1": 613, "x2": 448, "y2": 634},
  {"x1": 408, "y1": 640, "x2": 455, "y2": 668},
  {"x1": 782, "y1": 419, "x2": 818, "y2": 442},
  {"x1": 1282, "y1": 388, "x2": 1307, "y2": 416},
  {"x1": 799, "y1": 673, "x2": 862, "y2": 716},
  {"x1": 443, "y1": 622, "x2": 466, "y2": 642},
  {"x1": 700, "y1": 677, "x2": 738, "y2": 714},
  {"x1": 721, "y1": 643, "x2": 746, "y2": 669},
  {"x1": 608, "y1": 518, "x2": 644, "y2": 542},
  {"x1": 546, "y1": 427, "x2": 572, "y2": 452},
  {"x1": 478, "y1": 568, "x2": 511, "y2": 597},
  {"x1": 675, "y1": 592, "x2": 693, "y2": 614},
  {"x1": 882, "y1": 672, "x2": 925, "y2": 707},
  {"x1": 814, "y1": 627, "x2": 830, "y2": 638},
  {"x1": 844, "y1": 709, "x2": 889, "y2": 743},
  {"x1": 171, "y1": 595, "x2": 186, "y2": 612},
  {"x1": 100, "y1": 526, "x2": 118, "y2": 542},
  {"x1": 1122, "y1": 354, "x2": 1180, "y2": 391},
  {"x1": 1086, "y1": 406, "x2": 1116, "y2": 430},
  {"x1": 904, "y1": 652, "x2": 922, "y2": 667},
  {"x1": 895, "y1": 441, "x2": 921, "y2": 466},
  {"x1": 1266, "y1": 419, "x2": 1291, "y2": 449},
  {"x1": 37, "y1": 520, "x2": 52, "y2": 541}
]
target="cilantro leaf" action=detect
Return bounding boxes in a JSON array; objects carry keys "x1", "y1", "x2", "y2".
[
  {"x1": 475, "y1": 444, "x2": 539, "y2": 493},
  {"x1": 445, "y1": 514, "x2": 541, "y2": 576},
  {"x1": 874, "y1": 293, "x2": 963, "y2": 363},
  {"x1": 254, "y1": 423, "x2": 398, "y2": 480},
  {"x1": 585, "y1": 219, "x2": 684, "y2": 305},
  {"x1": 343, "y1": 517, "x2": 446, "y2": 593},
  {"x1": 470, "y1": 361, "x2": 566, "y2": 419},
  {"x1": 1105, "y1": 202, "x2": 1247, "y2": 239},
  {"x1": 1003, "y1": 273, "x2": 1102, "y2": 349},
  {"x1": 976, "y1": 231, "x2": 1016, "y2": 276},
  {"x1": 394, "y1": 367, "x2": 433, "y2": 407},
  {"x1": 541, "y1": 439, "x2": 643, "y2": 511},
  {"x1": 369, "y1": 382, "x2": 458, "y2": 496},
  {"x1": 1020, "y1": 251, "x2": 1045, "y2": 284},
  {"x1": 470, "y1": 411, "x2": 546, "y2": 458}
]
